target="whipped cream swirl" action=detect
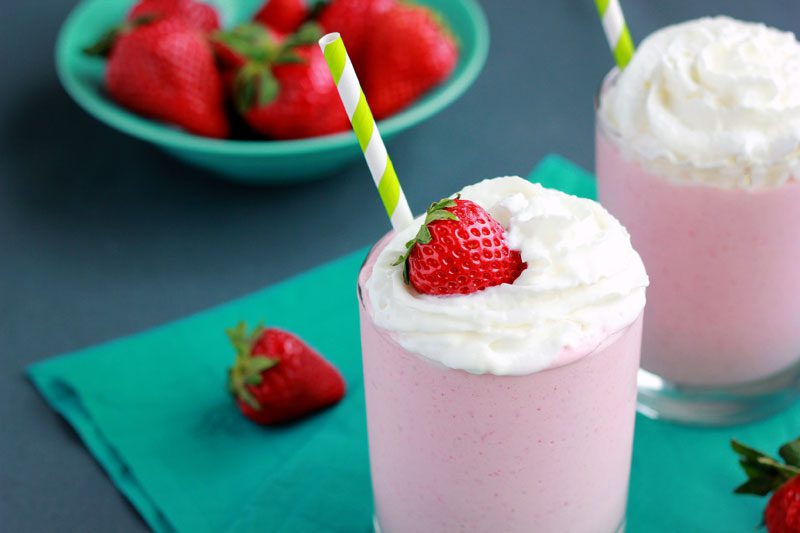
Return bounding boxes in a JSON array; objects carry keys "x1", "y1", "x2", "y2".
[
  {"x1": 365, "y1": 177, "x2": 648, "y2": 376},
  {"x1": 600, "y1": 16, "x2": 800, "y2": 188}
]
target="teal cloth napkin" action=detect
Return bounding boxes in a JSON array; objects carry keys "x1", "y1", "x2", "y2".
[{"x1": 29, "y1": 154, "x2": 798, "y2": 532}]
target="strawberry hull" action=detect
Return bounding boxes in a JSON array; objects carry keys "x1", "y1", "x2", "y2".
[{"x1": 357, "y1": 235, "x2": 642, "y2": 533}]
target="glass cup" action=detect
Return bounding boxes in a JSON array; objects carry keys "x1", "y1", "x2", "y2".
[
  {"x1": 595, "y1": 70, "x2": 800, "y2": 425},
  {"x1": 357, "y1": 233, "x2": 643, "y2": 533}
]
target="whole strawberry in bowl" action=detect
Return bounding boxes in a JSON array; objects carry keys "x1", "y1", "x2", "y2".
[{"x1": 55, "y1": 0, "x2": 488, "y2": 183}]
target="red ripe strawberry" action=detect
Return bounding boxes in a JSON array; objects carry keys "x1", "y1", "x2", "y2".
[
  {"x1": 732, "y1": 438, "x2": 800, "y2": 532},
  {"x1": 766, "y1": 476, "x2": 800, "y2": 533},
  {"x1": 227, "y1": 323, "x2": 346, "y2": 425},
  {"x1": 241, "y1": 44, "x2": 349, "y2": 139},
  {"x1": 128, "y1": 0, "x2": 220, "y2": 32},
  {"x1": 216, "y1": 22, "x2": 349, "y2": 139},
  {"x1": 394, "y1": 197, "x2": 526, "y2": 296},
  {"x1": 106, "y1": 18, "x2": 228, "y2": 138},
  {"x1": 254, "y1": 0, "x2": 309, "y2": 35},
  {"x1": 317, "y1": 0, "x2": 394, "y2": 70},
  {"x1": 362, "y1": 2, "x2": 457, "y2": 120}
]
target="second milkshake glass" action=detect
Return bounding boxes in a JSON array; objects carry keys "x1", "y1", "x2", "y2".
[{"x1": 596, "y1": 64, "x2": 800, "y2": 424}]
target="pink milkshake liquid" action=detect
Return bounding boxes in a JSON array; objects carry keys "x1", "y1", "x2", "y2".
[
  {"x1": 597, "y1": 114, "x2": 800, "y2": 424},
  {"x1": 358, "y1": 236, "x2": 643, "y2": 533}
]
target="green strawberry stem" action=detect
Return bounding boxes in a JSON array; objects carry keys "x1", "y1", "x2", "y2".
[
  {"x1": 227, "y1": 322, "x2": 278, "y2": 411},
  {"x1": 732, "y1": 438, "x2": 800, "y2": 496},
  {"x1": 83, "y1": 14, "x2": 157, "y2": 57},
  {"x1": 392, "y1": 195, "x2": 460, "y2": 284},
  {"x1": 213, "y1": 22, "x2": 322, "y2": 113}
]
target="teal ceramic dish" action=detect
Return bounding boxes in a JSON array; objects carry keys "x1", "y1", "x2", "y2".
[{"x1": 55, "y1": 0, "x2": 489, "y2": 183}]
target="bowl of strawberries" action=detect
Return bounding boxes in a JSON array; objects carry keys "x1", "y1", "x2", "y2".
[{"x1": 55, "y1": 0, "x2": 489, "y2": 183}]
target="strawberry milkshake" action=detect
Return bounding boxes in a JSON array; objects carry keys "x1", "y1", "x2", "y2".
[
  {"x1": 596, "y1": 17, "x2": 800, "y2": 424},
  {"x1": 358, "y1": 177, "x2": 648, "y2": 532}
]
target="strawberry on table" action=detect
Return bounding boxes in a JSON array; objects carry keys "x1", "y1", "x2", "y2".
[
  {"x1": 362, "y1": 1, "x2": 458, "y2": 120},
  {"x1": 227, "y1": 322, "x2": 346, "y2": 425},
  {"x1": 254, "y1": 0, "x2": 309, "y2": 36},
  {"x1": 105, "y1": 18, "x2": 229, "y2": 138},
  {"x1": 317, "y1": 0, "x2": 394, "y2": 70},
  {"x1": 216, "y1": 22, "x2": 349, "y2": 139},
  {"x1": 394, "y1": 196, "x2": 526, "y2": 296},
  {"x1": 732, "y1": 437, "x2": 800, "y2": 532},
  {"x1": 128, "y1": 0, "x2": 220, "y2": 32}
]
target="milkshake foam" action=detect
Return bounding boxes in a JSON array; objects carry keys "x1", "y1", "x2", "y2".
[
  {"x1": 365, "y1": 176, "x2": 648, "y2": 375},
  {"x1": 600, "y1": 16, "x2": 800, "y2": 188}
]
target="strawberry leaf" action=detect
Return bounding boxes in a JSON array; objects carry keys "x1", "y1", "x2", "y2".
[
  {"x1": 425, "y1": 210, "x2": 458, "y2": 223},
  {"x1": 244, "y1": 374, "x2": 263, "y2": 386},
  {"x1": 247, "y1": 356, "x2": 280, "y2": 374},
  {"x1": 213, "y1": 23, "x2": 276, "y2": 63},
  {"x1": 779, "y1": 438, "x2": 800, "y2": 467},
  {"x1": 234, "y1": 69, "x2": 256, "y2": 114},
  {"x1": 732, "y1": 439, "x2": 800, "y2": 497},
  {"x1": 234, "y1": 64, "x2": 278, "y2": 113},
  {"x1": 256, "y1": 71, "x2": 279, "y2": 107},
  {"x1": 283, "y1": 22, "x2": 323, "y2": 49},
  {"x1": 735, "y1": 477, "x2": 781, "y2": 497},
  {"x1": 416, "y1": 225, "x2": 432, "y2": 245},
  {"x1": 732, "y1": 440, "x2": 773, "y2": 462},
  {"x1": 274, "y1": 51, "x2": 305, "y2": 65},
  {"x1": 83, "y1": 14, "x2": 157, "y2": 57},
  {"x1": 239, "y1": 388, "x2": 262, "y2": 411},
  {"x1": 227, "y1": 322, "x2": 278, "y2": 413}
]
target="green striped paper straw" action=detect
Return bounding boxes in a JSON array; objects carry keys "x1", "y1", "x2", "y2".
[
  {"x1": 595, "y1": 0, "x2": 635, "y2": 69},
  {"x1": 319, "y1": 32, "x2": 414, "y2": 231}
]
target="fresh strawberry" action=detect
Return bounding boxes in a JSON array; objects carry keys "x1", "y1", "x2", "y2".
[
  {"x1": 227, "y1": 323, "x2": 346, "y2": 425},
  {"x1": 128, "y1": 0, "x2": 220, "y2": 32},
  {"x1": 362, "y1": 2, "x2": 457, "y2": 120},
  {"x1": 240, "y1": 44, "x2": 349, "y2": 138},
  {"x1": 106, "y1": 18, "x2": 228, "y2": 138},
  {"x1": 254, "y1": 0, "x2": 308, "y2": 35},
  {"x1": 767, "y1": 477, "x2": 800, "y2": 533},
  {"x1": 394, "y1": 197, "x2": 526, "y2": 296},
  {"x1": 216, "y1": 22, "x2": 349, "y2": 139},
  {"x1": 317, "y1": 0, "x2": 394, "y2": 70},
  {"x1": 732, "y1": 438, "x2": 800, "y2": 532}
]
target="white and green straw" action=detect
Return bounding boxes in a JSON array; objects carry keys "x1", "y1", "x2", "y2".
[
  {"x1": 595, "y1": 0, "x2": 635, "y2": 69},
  {"x1": 319, "y1": 32, "x2": 414, "y2": 231}
]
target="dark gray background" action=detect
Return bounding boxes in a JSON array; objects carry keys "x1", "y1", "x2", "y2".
[{"x1": 2, "y1": 1, "x2": 798, "y2": 531}]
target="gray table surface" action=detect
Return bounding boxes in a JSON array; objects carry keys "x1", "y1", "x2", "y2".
[{"x1": 2, "y1": 1, "x2": 798, "y2": 531}]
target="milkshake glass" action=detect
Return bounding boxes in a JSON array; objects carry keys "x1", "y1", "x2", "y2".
[
  {"x1": 358, "y1": 177, "x2": 648, "y2": 532},
  {"x1": 596, "y1": 17, "x2": 800, "y2": 425}
]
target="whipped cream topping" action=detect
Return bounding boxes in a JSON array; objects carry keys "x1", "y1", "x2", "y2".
[
  {"x1": 600, "y1": 16, "x2": 800, "y2": 188},
  {"x1": 365, "y1": 177, "x2": 648, "y2": 376}
]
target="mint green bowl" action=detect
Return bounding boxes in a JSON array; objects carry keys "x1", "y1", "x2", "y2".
[{"x1": 55, "y1": 0, "x2": 489, "y2": 183}]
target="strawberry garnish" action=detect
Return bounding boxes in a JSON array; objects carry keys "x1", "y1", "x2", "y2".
[
  {"x1": 227, "y1": 322, "x2": 346, "y2": 425},
  {"x1": 394, "y1": 196, "x2": 526, "y2": 296},
  {"x1": 254, "y1": 0, "x2": 309, "y2": 36},
  {"x1": 733, "y1": 437, "x2": 800, "y2": 532},
  {"x1": 104, "y1": 18, "x2": 229, "y2": 138},
  {"x1": 362, "y1": 2, "x2": 457, "y2": 120},
  {"x1": 214, "y1": 22, "x2": 349, "y2": 139}
]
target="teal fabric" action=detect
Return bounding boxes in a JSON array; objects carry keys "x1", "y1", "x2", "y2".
[{"x1": 29, "y1": 154, "x2": 797, "y2": 532}]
